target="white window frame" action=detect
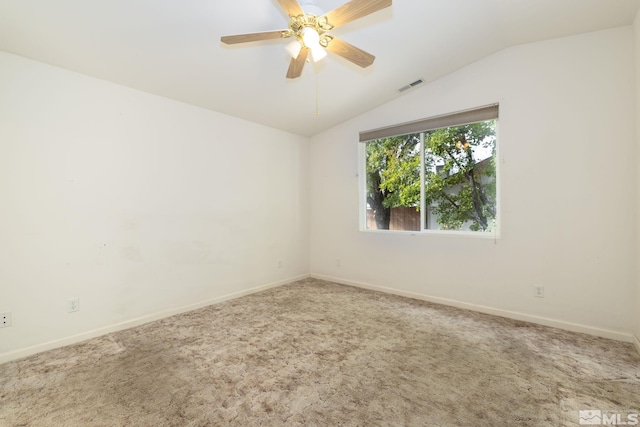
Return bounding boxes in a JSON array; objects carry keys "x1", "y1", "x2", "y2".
[{"x1": 359, "y1": 104, "x2": 500, "y2": 238}]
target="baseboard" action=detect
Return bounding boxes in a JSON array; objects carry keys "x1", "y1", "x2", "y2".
[
  {"x1": 311, "y1": 273, "x2": 634, "y2": 344},
  {"x1": 0, "y1": 274, "x2": 309, "y2": 365},
  {"x1": 634, "y1": 335, "x2": 640, "y2": 356}
]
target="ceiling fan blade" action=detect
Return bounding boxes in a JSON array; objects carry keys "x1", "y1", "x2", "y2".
[
  {"x1": 277, "y1": 0, "x2": 304, "y2": 16},
  {"x1": 326, "y1": 37, "x2": 375, "y2": 68},
  {"x1": 286, "y1": 47, "x2": 309, "y2": 79},
  {"x1": 221, "y1": 30, "x2": 288, "y2": 44},
  {"x1": 323, "y1": 0, "x2": 392, "y2": 29}
]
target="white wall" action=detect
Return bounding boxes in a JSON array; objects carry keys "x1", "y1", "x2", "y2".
[
  {"x1": 635, "y1": 10, "x2": 640, "y2": 351},
  {"x1": 0, "y1": 52, "x2": 309, "y2": 360},
  {"x1": 310, "y1": 27, "x2": 637, "y2": 340}
]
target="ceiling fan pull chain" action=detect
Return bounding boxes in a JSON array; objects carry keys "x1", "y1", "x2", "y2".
[{"x1": 315, "y1": 62, "x2": 320, "y2": 116}]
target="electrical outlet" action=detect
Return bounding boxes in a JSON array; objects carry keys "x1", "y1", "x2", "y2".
[
  {"x1": 0, "y1": 312, "x2": 11, "y2": 328},
  {"x1": 68, "y1": 298, "x2": 80, "y2": 313},
  {"x1": 534, "y1": 286, "x2": 545, "y2": 298},
  {"x1": 336, "y1": 258, "x2": 341, "y2": 267},
  {"x1": 277, "y1": 260, "x2": 283, "y2": 268}
]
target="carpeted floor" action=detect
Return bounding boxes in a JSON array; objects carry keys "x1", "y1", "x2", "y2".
[{"x1": 1, "y1": 278, "x2": 639, "y2": 426}]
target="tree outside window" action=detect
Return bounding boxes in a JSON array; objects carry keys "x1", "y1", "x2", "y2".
[{"x1": 365, "y1": 119, "x2": 497, "y2": 233}]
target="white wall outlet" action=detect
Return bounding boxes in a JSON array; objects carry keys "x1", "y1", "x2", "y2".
[
  {"x1": 0, "y1": 312, "x2": 11, "y2": 328},
  {"x1": 277, "y1": 260, "x2": 283, "y2": 268},
  {"x1": 534, "y1": 286, "x2": 545, "y2": 298},
  {"x1": 68, "y1": 298, "x2": 80, "y2": 313},
  {"x1": 336, "y1": 258, "x2": 341, "y2": 267}
]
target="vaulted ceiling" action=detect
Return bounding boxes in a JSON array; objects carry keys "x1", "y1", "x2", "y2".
[{"x1": 1, "y1": 0, "x2": 639, "y2": 136}]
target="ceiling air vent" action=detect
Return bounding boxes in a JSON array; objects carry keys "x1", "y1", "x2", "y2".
[{"x1": 398, "y1": 78, "x2": 425, "y2": 93}]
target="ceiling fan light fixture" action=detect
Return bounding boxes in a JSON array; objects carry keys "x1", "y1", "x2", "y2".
[
  {"x1": 285, "y1": 40, "x2": 302, "y2": 59},
  {"x1": 311, "y1": 46, "x2": 327, "y2": 62},
  {"x1": 285, "y1": 27, "x2": 326, "y2": 62},
  {"x1": 301, "y1": 26, "x2": 320, "y2": 47}
]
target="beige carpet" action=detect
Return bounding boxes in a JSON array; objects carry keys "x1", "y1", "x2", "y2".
[{"x1": 1, "y1": 278, "x2": 639, "y2": 426}]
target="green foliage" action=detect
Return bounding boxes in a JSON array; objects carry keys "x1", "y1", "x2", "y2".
[
  {"x1": 365, "y1": 135, "x2": 421, "y2": 229},
  {"x1": 424, "y1": 121, "x2": 496, "y2": 231},
  {"x1": 365, "y1": 120, "x2": 497, "y2": 231}
]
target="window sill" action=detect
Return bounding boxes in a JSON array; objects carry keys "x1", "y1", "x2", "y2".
[{"x1": 360, "y1": 228, "x2": 500, "y2": 239}]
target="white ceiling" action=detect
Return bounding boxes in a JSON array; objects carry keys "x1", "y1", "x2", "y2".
[{"x1": 1, "y1": 0, "x2": 639, "y2": 137}]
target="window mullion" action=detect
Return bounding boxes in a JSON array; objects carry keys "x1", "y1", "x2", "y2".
[{"x1": 420, "y1": 132, "x2": 426, "y2": 231}]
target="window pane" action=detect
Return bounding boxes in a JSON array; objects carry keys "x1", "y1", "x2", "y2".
[
  {"x1": 423, "y1": 120, "x2": 496, "y2": 231},
  {"x1": 365, "y1": 134, "x2": 421, "y2": 230}
]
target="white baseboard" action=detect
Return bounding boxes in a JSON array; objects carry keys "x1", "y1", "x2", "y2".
[
  {"x1": 0, "y1": 274, "x2": 309, "y2": 365},
  {"x1": 311, "y1": 273, "x2": 634, "y2": 344},
  {"x1": 633, "y1": 335, "x2": 640, "y2": 356}
]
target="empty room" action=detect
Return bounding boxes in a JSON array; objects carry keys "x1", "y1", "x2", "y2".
[{"x1": 1, "y1": 0, "x2": 640, "y2": 425}]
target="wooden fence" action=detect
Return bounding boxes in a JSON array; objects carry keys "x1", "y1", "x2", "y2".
[{"x1": 366, "y1": 207, "x2": 421, "y2": 231}]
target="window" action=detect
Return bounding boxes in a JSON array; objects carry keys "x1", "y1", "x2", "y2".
[{"x1": 360, "y1": 105, "x2": 498, "y2": 234}]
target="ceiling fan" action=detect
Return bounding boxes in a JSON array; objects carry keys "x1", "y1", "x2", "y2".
[{"x1": 221, "y1": 0, "x2": 392, "y2": 79}]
